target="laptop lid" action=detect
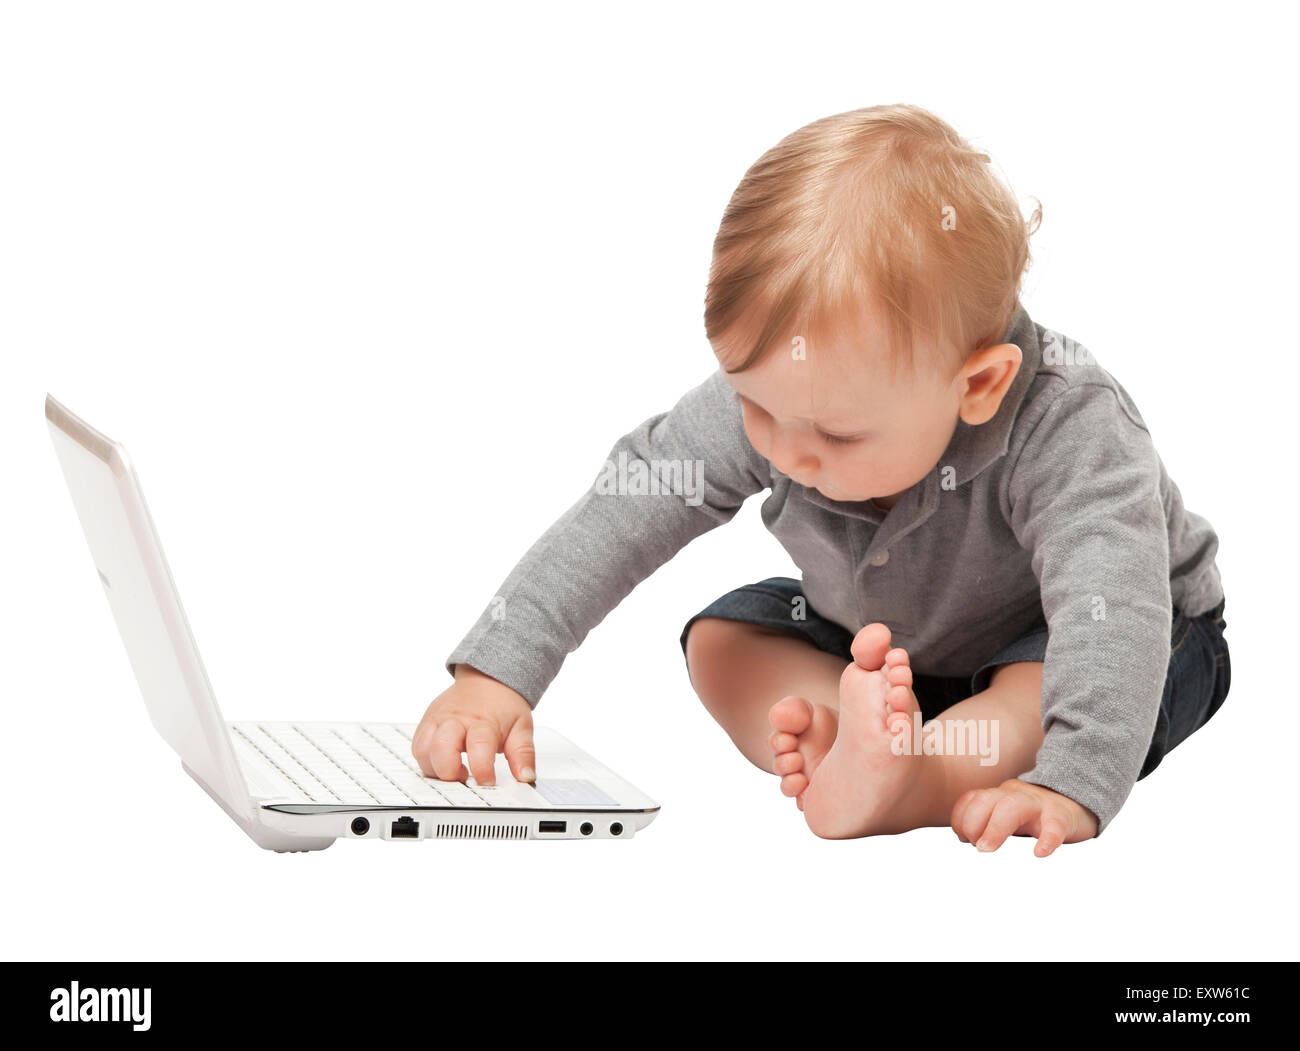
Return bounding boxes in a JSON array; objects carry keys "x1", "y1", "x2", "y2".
[{"x1": 45, "y1": 394, "x2": 256, "y2": 823}]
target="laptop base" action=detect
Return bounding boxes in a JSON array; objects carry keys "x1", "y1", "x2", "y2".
[
  {"x1": 184, "y1": 762, "x2": 334, "y2": 852},
  {"x1": 185, "y1": 761, "x2": 653, "y2": 851}
]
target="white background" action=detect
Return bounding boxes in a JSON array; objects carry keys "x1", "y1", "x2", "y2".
[{"x1": 4, "y1": 1, "x2": 1295, "y2": 961}]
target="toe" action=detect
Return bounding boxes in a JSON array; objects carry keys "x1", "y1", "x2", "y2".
[
  {"x1": 781, "y1": 772, "x2": 808, "y2": 798},
  {"x1": 774, "y1": 751, "x2": 803, "y2": 775},
  {"x1": 886, "y1": 662, "x2": 913, "y2": 687},
  {"x1": 769, "y1": 695, "x2": 814, "y2": 734},
  {"x1": 884, "y1": 646, "x2": 911, "y2": 670},
  {"x1": 850, "y1": 622, "x2": 892, "y2": 671},
  {"x1": 768, "y1": 730, "x2": 799, "y2": 754},
  {"x1": 886, "y1": 682, "x2": 920, "y2": 718}
]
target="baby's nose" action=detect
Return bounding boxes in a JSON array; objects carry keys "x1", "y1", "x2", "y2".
[
  {"x1": 770, "y1": 435, "x2": 818, "y2": 479},
  {"x1": 784, "y1": 454, "x2": 820, "y2": 481}
]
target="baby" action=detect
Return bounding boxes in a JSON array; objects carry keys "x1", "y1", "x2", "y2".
[{"x1": 411, "y1": 103, "x2": 1229, "y2": 855}]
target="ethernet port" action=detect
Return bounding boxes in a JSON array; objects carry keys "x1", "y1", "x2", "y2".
[{"x1": 391, "y1": 816, "x2": 420, "y2": 839}]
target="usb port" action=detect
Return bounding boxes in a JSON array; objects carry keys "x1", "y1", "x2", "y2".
[
  {"x1": 538, "y1": 821, "x2": 567, "y2": 834},
  {"x1": 391, "y1": 816, "x2": 420, "y2": 838}
]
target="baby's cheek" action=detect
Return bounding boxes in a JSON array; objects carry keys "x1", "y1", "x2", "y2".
[
  {"x1": 742, "y1": 418, "x2": 770, "y2": 460},
  {"x1": 839, "y1": 450, "x2": 880, "y2": 484},
  {"x1": 844, "y1": 450, "x2": 916, "y2": 495}
]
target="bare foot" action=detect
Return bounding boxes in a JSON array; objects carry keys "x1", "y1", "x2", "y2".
[
  {"x1": 767, "y1": 623, "x2": 893, "y2": 811},
  {"x1": 768, "y1": 697, "x2": 837, "y2": 810},
  {"x1": 800, "y1": 641, "x2": 924, "y2": 839}
]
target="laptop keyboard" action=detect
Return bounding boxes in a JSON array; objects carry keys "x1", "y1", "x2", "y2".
[{"x1": 229, "y1": 721, "x2": 542, "y2": 808}]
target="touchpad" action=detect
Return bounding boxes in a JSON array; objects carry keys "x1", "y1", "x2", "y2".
[{"x1": 533, "y1": 778, "x2": 617, "y2": 806}]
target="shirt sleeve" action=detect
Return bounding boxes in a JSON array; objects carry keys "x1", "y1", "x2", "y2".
[
  {"x1": 444, "y1": 369, "x2": 770, "y2": 707},
  {"x1": 1005, "y1": 381, "x2": 1173, "y2": 836}
]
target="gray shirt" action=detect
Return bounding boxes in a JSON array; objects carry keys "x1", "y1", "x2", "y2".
[{"x1": 445, "y1": 303, "x2": 1223, "y2": 834}]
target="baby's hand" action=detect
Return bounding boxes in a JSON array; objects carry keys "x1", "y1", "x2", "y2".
[
  {"x1": 411, "y1": 664, "x2": 536, "y2": 786},
  {"x1": 950, "y1": 778, "x2": 1099, "y2": 857}
]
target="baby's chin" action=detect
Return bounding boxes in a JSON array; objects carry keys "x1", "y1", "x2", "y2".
[
  {"x1": 813, "y1": 481, "x2": 899, "y2": 504},
  {"x1": 812, "y1": 482, "x2": 866, "y2": 501},
  {"x1": 787, "y1": 472, "x2": 892, "y2": 503}
]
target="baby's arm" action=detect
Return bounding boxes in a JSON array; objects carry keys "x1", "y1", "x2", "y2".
[
  {"x1": 412, "y1": 370, "x2": 769, "y2": 782},
  {"x1": 1002, "y1": 380, "x2": 1174, "y2": 836}
]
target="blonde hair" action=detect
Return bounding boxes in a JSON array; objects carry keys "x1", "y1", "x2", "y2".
[{"x1": 706, "y1": 103, "x2": 1041, "y2": 377}]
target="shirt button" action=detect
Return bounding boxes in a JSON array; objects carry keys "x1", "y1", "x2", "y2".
[{"x1": 869, "y1": 550, "x2": 889, "y2": 567}]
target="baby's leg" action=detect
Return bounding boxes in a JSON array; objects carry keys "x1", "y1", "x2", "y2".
[
  {"x1": 927, "y1": 660, "x2": 1047, "y2": 808},
  {"x1": 683, "y1": 617, "x2": 849, "y2": 773}
]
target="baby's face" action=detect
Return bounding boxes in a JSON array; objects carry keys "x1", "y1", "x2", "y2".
[{"x1": 715, "y1": 311, "x2": 971, "y2": 506}]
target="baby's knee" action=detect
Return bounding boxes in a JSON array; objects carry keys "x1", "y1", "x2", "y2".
[{"x1": 684, "y1": 617, "x2": 764, "y2": 694}]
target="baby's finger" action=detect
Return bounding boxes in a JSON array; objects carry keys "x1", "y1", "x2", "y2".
[
  {"x1": 412, "y1": 717, "x2": 437, "y2": 777},
  {"x1": 504, "y1": 715, "x2": 537, "y2": 783},
  {"x1": 951, "y1": 788, "x2": 994, "y2": 844},
  {"x1": 465, "y1": 722, "x2": 499, "y2": 786},
  {"x1": 430, "y1": 718, "x2": 469, "y2": 781},
  {"x1": 975, "y1": 794, "x2": 1034, "y2": 852},
  {"x1": 411, "y1": 701, "x2": 445, "y2": 777},
  {"x1": 949, "y1": 790, "x2": 973, "y2": 840},
  {"x1": 1033, "y1": 812, "x2": 1069, "y2": 857}
]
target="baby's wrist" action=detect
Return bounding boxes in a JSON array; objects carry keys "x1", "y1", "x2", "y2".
[{"x1": 453, "y1": 663, "x2": 528, "y2": 703}]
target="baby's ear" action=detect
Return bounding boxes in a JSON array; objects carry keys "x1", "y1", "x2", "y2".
[{"x1": 957, "y1": 343, "x2": 1021, "y2": 425}]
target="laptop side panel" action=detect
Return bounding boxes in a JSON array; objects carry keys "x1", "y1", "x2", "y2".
[{"x1": 46, "y1": 395, "x2": 255, "y2": 826}]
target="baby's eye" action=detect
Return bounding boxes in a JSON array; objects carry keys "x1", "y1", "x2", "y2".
[{"x1": 817, "y1": 430, "x2": 861, "y2": 447}]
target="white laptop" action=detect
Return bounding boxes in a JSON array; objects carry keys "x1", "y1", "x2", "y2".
[{"x1": 45, "y1": 394, "x2": 659, "y2": 852}]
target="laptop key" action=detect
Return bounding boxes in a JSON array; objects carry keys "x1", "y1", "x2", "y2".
[{"x1": 426, "y1": 779, "x2": 483, "y2": 806}]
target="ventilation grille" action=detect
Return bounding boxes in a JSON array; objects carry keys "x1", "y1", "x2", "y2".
[{"x1": 434, "y1": 823, "x2": 528, "y2": 840}]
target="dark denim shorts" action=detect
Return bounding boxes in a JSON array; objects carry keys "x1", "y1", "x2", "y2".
[{"x1": 679, "y1": 576, "x2": 1230, "y2": 780}]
